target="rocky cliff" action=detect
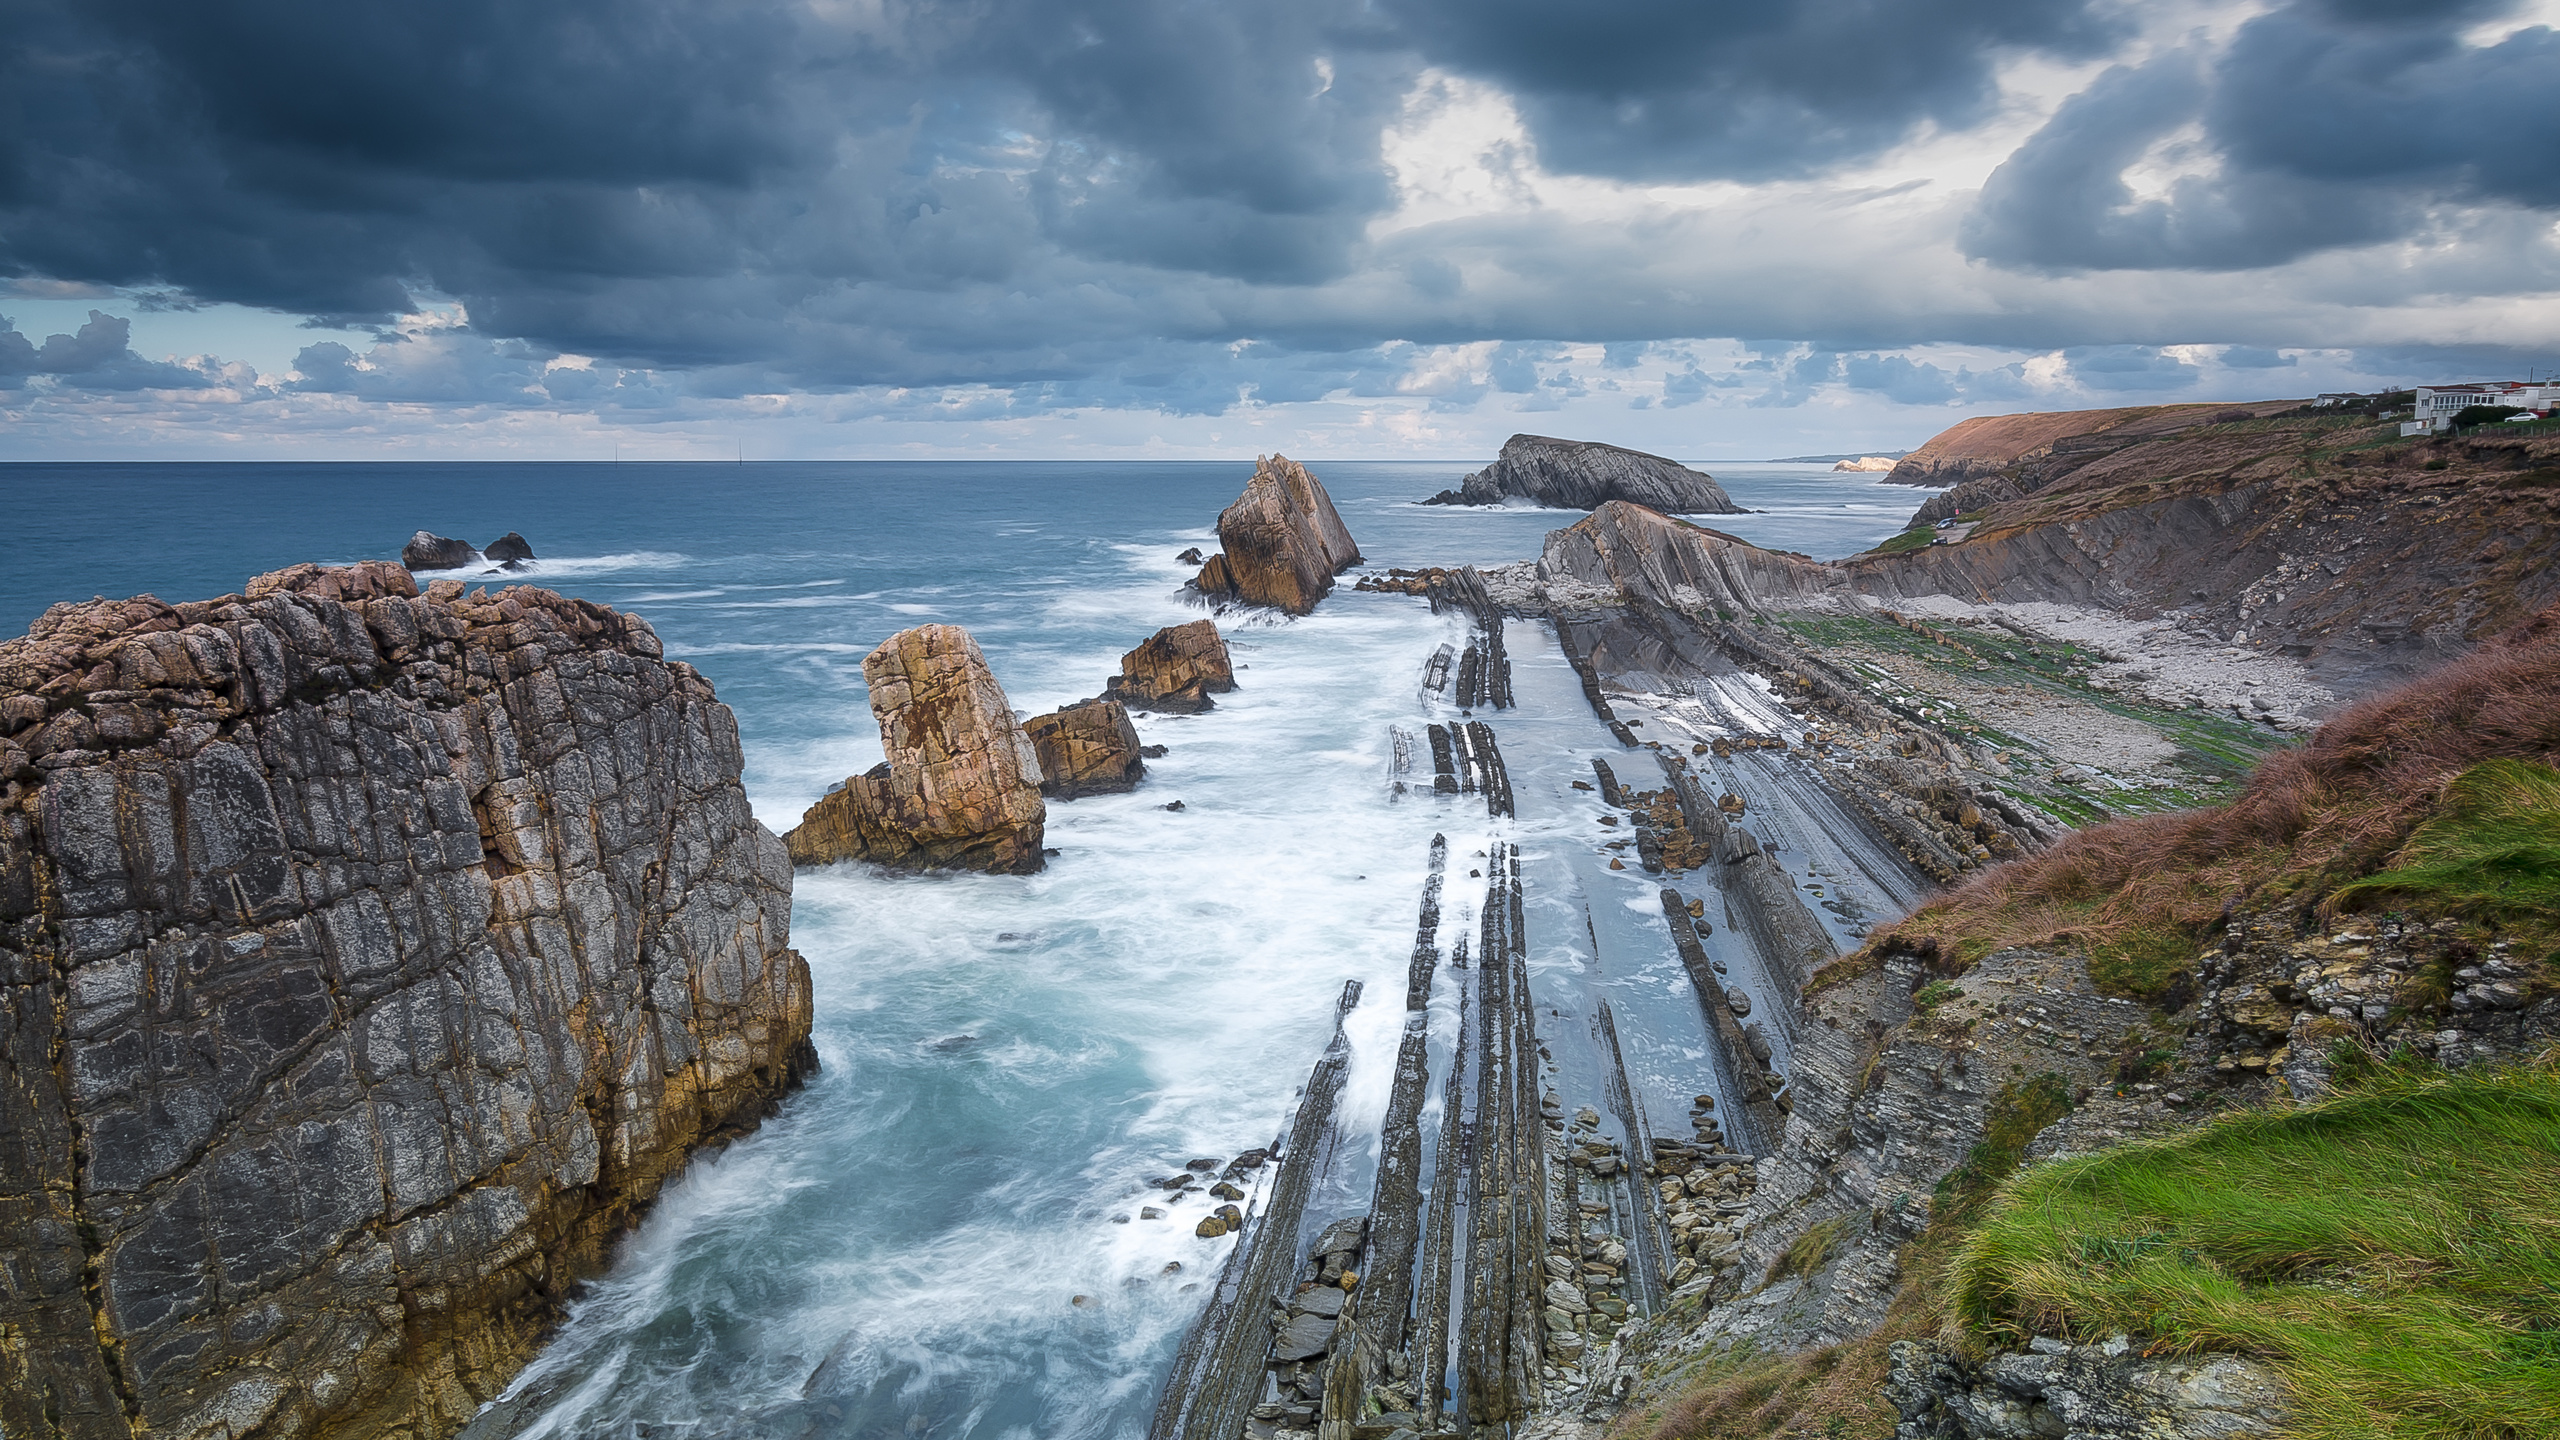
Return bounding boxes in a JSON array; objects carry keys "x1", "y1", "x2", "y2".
[
  {"x1": 0, "y1": 562, "x2": 815, "y2": 1440},
  {"x1": 1192, "y1": 456, "x2": 1362, "y2": 615},
  {"x1": 784, "y1": 624, "x2": 1046, "y2": 873},
  {"x1": 1023, "y1": 698, "x2": 1145, "y2": 799},
  {"x1": 1427, "y1": 435, "x2": 1742, "y2": 513}
]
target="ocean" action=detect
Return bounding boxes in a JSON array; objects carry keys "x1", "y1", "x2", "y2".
[{"x1": 0, "y1": 458, "x2": 1930, "y2": 1439}]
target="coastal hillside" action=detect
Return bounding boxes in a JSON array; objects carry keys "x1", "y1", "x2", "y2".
[
  {"x1": 1863, "y1": 405, "x2": 2560, "y2": 694},
  {"x1": 1881, "y1": 401, "x2": 2302, "y2": 487},
  {"x1": 1568, "y1": 605, "x2": 2558, "y2": 1440}
]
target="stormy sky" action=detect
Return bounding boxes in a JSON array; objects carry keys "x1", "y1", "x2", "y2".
[{"x1": 3, "y1": 0, "x2": 2556, "y2": 458}]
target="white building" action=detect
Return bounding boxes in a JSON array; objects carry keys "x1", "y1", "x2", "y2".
[{"x1": 2406, "y1": 381, "x2": 2560, "y2": 434}]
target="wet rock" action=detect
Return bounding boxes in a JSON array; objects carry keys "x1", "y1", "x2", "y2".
[
  {"x1": 1162, "y1": 799, "x2": 1186, "y2": 812},
  {"x1": 1140, "y1": 743, "x2": 1169, "y2": 759},
  {"x1": 1212, "y1": 1181, "x2": 1246, "y2": 1201},
  {"x1": 1423, "y1": 434, "x2": 1744, "y2": 513},
  {"x1": 1198, "y1": 1215, "x2": 1231, "y2": 1238},
  {"x1": 1728, "y1": 990, "x2": 1752, "y2": 1017},
  {"x1": 401, "y1": 529, "x2": 481, "y2": 569},
  {"x1": 1192, "y1": 455, "x2": 1362, "y2": 614},
  {"x1": 0, "y1": 564, "x2": 814, "y2": 1440},
  {"x1": 786, "y1": 624, "x2": 1047, "y2": 873},
  {"x1": 1023, "y1": 697, "x2": 1145, "y2": 799},
  {"x1": 1109, "y1": 619, "x2": 1237, "y2": 712},
  {"x1": 1177, "y1": 547, "x2": 1205, "y2": 565},
  {"x1": 482, "y1": 531, "x2": 536, "y2": 566},
  {"x1": 1143, "y1": 1207, "x2": 1167, "y2": 1220}
]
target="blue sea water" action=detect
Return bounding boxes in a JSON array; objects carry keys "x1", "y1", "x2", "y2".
[{"x1": 0, "y1": 459, "x2": 1931, "y2": 1439}]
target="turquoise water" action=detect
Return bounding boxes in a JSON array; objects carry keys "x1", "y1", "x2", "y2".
[{"x1": 0, "y1": 459, "x2": 1928, "y2": 1438}]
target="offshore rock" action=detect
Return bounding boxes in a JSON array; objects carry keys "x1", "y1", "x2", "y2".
[
  {"x1": 785, "y1": 624, "x2": 1046, "y2": 873},
  {"x1": 402, "y1": 530, "x2": 481, "y2": 570},
  {"x1": 1425, "y1": 434, "x2": 1742, "y2": 514},
  {"x1": 0, "y1": 562, "x2": 815, "y2": 1440},
  {"x1": 483, "y1": 532, "x2": 536, "y2": 567},
  {"x1": 1192, "y1": 455, "x2": 1362, "y2": 614},
  {"x1": 1024, "y1": 697, "x2": 1146, "y2": 799},
  {"x1": 1108, "y1": 619, "x2": 1236, "y2": 712}
]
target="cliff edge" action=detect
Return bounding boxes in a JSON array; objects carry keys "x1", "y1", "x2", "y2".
[{"x1": 0, "y1": 562, "x2": 815, "y2": 1440}]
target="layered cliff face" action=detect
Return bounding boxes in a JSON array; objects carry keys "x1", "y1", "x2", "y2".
[
  {"x1": 784, "y1": 624, "x2": 1047, "y2": 873},
  {"x1": 1023, "y1": 698, "x2": 1145, "y2": 799},
  {"x1": 1193, "y1": 455, "x2": 1362, "y2": 614},
  {"x1": 1428, "y1": 435, "x2": 1742, "y2": 513},
  {"x1": 1536, "y1": 503, "x2": 1852, "y2": 617},
  {"x1": 0, "y1": 562, "x2": 815, "y2": 1440}
]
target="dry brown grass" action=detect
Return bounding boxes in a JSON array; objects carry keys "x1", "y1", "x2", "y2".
[{"x1": 1861, "y1": 607, "x2": 2560, "y2": 986}]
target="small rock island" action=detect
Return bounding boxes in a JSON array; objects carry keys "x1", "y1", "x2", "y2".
[{"x1": 1423, "y1": 433, "x2": 1743, "y2": 513}]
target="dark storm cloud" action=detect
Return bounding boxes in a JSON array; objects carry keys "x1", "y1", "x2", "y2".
[
  {"x1": 0, "y1": 311, "x2": 210, "y2": 390},
  {"x1": 1964, "y1": 1, "x2": 2560, "y2": 271},
  {"x1": 1379, "y1": 0, "x2": 2125, "y2": 181}
]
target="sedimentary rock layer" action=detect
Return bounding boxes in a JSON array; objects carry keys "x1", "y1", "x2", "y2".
[
  {"x1": 1426, "y1": 435, "x2": 1743, "y2": 514},
  {"x1": 785, "y1": 624, "x2": 1046, "y2": 873},
  {"x1": 1881, "y1": 403, "x2": 2279, "y2": 487},
  {"x1": 1108, "y1": 620, "x2": 1235, "y2": 713},
  {"x1": 1193, "y1": 456, "x2": 1362, "y2": 615},
  {"x1": 0, "y1": 562, "x2": 815, "y2": 1440}
]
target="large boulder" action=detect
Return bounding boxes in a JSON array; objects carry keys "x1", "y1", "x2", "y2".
[
  {"x1": 1024, "y1": 697, "x2": 1145, "y2": 798},
  {"x1": 0, "y1": 565, "x2": 814, "y2": 1440},
  {"x1": 1108, "y1": 619, "x2": 1236, "y2": 712},
  {"x1": 1424, "y1": 434, "x2": 1742, "y2": 513},
  {"x1": 786, "y1": 624, "x2": 1047, "y2": 873},
  {"x1": 1192, "y1": 455, "x2": 1361, "y2": 614},
  {"x1": 401, "y1": 530, "x2": 482, "y2": 569},
  {"x1": 483, "y1": 531, "x2": 537, "y2": 566}
]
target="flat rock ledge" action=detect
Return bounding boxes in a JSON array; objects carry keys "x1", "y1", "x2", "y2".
[
  {"x1": 1193, "y1": 455, "x2": 1362, "y2": 615},
  {"x1": 785, "y1": 623, "x2": 1047, "y2": 873},
  {"x1": 1425, "y1": 434, "x2": 1743, "y2": 514},
  {"x1": 1024, "y1": 697, "x2": 1145, "y2": 798},
  {"x1": 1107, "y1": 619, "x2": 1236, "y2": 713},
  {"x1": 0, "y1": 561, "x2": 815, "y2": 1440}
]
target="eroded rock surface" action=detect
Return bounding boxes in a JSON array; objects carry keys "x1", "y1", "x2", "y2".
[
  {"x1": 1885, "y1": 1339, "x2": 2290, "y2": 1440},
  {"x1": 1107, "y1": 619, "x2": 1236, "y2": 712},
  {"x1": 0, "y1": 561, "x2": 815, "y2": 1440},
  {"x1": 784, "y1": 624, "x2": 1046, "y2": 873},
  {"x1": 1427, "y1": 435, "x2": 1742, "y2": 514},
  {"x1": 1024, "y1": 697, "x2": 1145, "y2": 798},
  {"x1": 1192, "y1": 455, "x2": 1361, "y2": 614}
]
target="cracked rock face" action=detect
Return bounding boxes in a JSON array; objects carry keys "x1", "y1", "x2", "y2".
[
  {"x1": 1024, "y1": 698, "x2": 1145, "y2": 799},
  {"x1": 784, "y1": 624, "x2": 1046, "y2": 873},
  {"x1": 1194, "y1": 455, "x2": 1362, "y2": 615},
  {"x1": 1108, "y1": 620, "x2": 1236, "y2": 713},
  {"x1": 1885, "y1": 1338, "x2": 2290, "y2": 1439},
  {"x1": 0, "y1": 562, "x2": 816, "y2": 1440}
]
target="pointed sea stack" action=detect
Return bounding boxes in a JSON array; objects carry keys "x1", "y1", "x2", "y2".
[
  {"x1": 786, "y1": 624, "x2": 1047, "y2": 873},
  {"x1": 1024, "y1": 697, "x2": 1146, "y2": 798},
  {"x1": 1424, "y1": 434, "x2": 1742, "y2": 513},
  {"x1": 1108, "y1": 619, "x2": 1236, "y2": 712},
  {"x1": 1192, "y1": 455, "x2": 1362, "y2": 614}
]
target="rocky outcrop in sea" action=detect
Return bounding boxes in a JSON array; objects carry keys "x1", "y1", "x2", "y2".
[
  {"x1": 1192, "y1": 456, "x2": 1362, "y2": 615},
  {"x1": 785, "y1": 623, "x2": 1047, "y2": 873},
  {"x1": 1108, "y1": 620, "x2": 1237, "y2": 712},
  {"x1": 0, "y1": 561, "x2": 814, "y2": 1440},
  {"x1": 1024, "y1": 697, "x2": 1146, "y2": 798},
  {"x1": 1424, "y1": 435, "x2": 1742, "y2": 514}
]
